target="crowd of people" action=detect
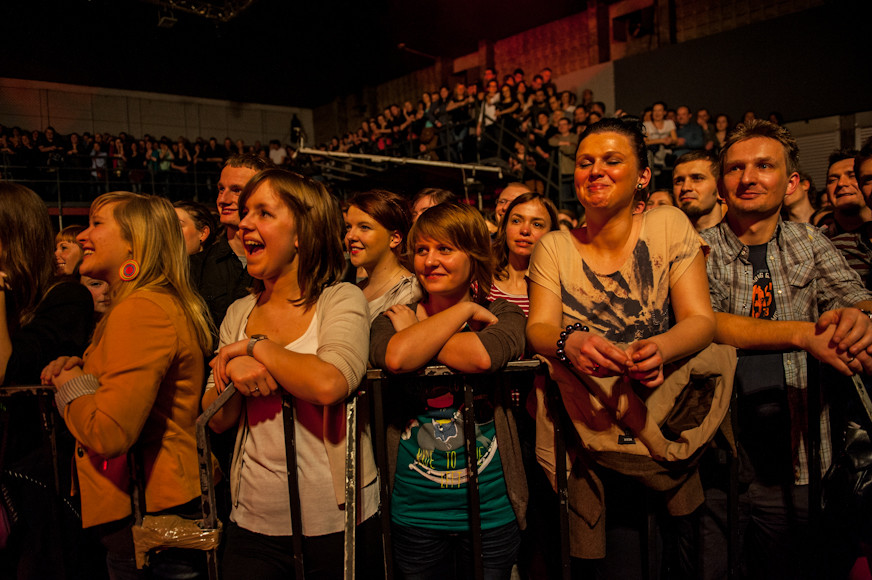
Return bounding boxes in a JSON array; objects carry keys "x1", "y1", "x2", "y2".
[
  {"x1": 2, "y1": 97, "x2": 872, "y2": 580},
  {"x1": 1, "y1": 65, "x2": 795, "y2": 208}
]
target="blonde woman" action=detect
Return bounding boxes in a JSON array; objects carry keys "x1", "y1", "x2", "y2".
[{"x1": 42, "y1": 192, "x2": 214, "y2": 579}]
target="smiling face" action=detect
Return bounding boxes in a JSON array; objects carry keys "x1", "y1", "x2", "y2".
[
  {"x1": 721, "y1": 137, "x2": 797, "y2": 219},
  {"x1": 217, "y1": 165, "x2": 257, "y2": 227},
  {"x1": 673, "y1": 159, "x2": 719, "y2": 218},
  {"x1": 574, "y1": 132, "x2": 650, "y2": 212},
  {"x1": 413, "y1": 236, "x2": 472, "y2": 300},
  {"x1": 826, "y1": 157, "x2": 862, "y2": 211},
  {"x1": 505, "y1": 200, "x2": 552, "y2": 259},
  {"x1": 80, "y1": 275, "x2": 110, "y2": 314},
  {"x1": 344, "y1": 205, "x2": 400, "y2": 271},
  {"x1": 859, "y1": 158, "x2": 872, "y2": 207},
  {"x1": 77, "y1": 203, "x2": 132, "y2": 287},
  {"x1": 238, "y1": 183, "x2": 299, "y2": 283},
  {"x1": 55, "y1": 240, "x2": 83, "y2": 276}
]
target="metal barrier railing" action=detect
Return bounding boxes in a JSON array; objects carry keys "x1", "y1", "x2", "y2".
[{"x1": 12, "y1": 352, "x2": 823, "y2": 579}]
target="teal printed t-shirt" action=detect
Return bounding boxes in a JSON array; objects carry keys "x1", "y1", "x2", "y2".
[{"x1": 391, "y1": 384, "x2": 516, "y2": 531}]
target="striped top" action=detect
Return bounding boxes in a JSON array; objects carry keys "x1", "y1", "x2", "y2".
[
  {"x1": 830, "y1": 229, "x2": 872, "y2": 289},
  {"x1": 488, "y1": 281, "x2": 529, "y2": 316}
]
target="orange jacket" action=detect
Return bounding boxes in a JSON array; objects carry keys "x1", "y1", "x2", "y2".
[{"x1": 62, "y1": 289, "x2": 206, "y2": 528}]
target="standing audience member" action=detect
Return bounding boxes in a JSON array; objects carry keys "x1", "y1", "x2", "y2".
[
  {"x1": 526, "y1": 118, "x2": 715, "y2": 577},
  {"x1": 344, "y1": 189, "x2": 421, "y2": 320},
  {"x1": 549, "y1": 118, "x2": 580, "y2": 204},
  {"x1": 643, "y1": 102, "x2": 677, "y2": 186},
  {"x1": 42, "y1": 192, "x2": 215, "y2": 579},
  {"x1": 672, "y1": 150, "x2": 724, "y2": 231},
  {"x1": 830, "y1": 140, "x2": 872, "y2": 287},
  {"x1": 0, "y1": 183, "x2": 94, "y2": 580},
  {"x1": 713, "y1": 114, "x2": 731, "y2": 153},
  {"x1": 54, "y1": 225, "x2": 86, "y2": 277},
  {"x1": 202, "y1": 169, "x2": 380, "y2": 579},
  {"x1": 208, "y1": 154, "x2": 271, "y2": 324},
  {"x1": 699, "y1": 120, "x2": 872, "y2": 580},
  {"x1": 823, "y1": 149, "x2": 867, "y2": 237},
  {"x1": 491, "y1": 192, "x2": 558, "y2": 315},
  {"x1": 370, "y1": 202, "x2": 527, "y2": 580},
  {"x1": 672, "y1": 105, "x2": 706, "y2": 158}
]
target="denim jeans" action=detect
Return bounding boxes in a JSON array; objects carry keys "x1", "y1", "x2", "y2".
[
  {"x1": 96, "y1": 516, "x2": 206, "y2": 580},
  {"x1": 391, "y1": 520, "x2": 520, "y2": 580}
]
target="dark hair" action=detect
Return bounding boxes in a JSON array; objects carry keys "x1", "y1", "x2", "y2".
[
  {"x1": 719, "y1": 119, "x2": 800, "y2": 176},
  {"x1": 174, "y1": 200, "x2": 218, "y2": 249},
  {"x1": 493, "y1": 193, "x2": 559, "y2": 281},
  {"x1": 578, "y1": 117, "x2": 649, "y2": 173},
  {"x1": 855, "y1": 136, "x2": 872, "y2": 180},
  {"x1": 674, "y1": 149, "x2": 720, "y2": 180},
  {"x1": 408, "y1": 202, "x2": 493, "y2": 303},
  {"x1": 238, "y1": 169, "x2": 345, "y2": 308},
  {"x1": 828, "y1": 148, "x2": 859, "y2": 171},
  {"x1": 347, "y1": 189, "x2": 412, "y2": 260},
  {"x1": 0, "y1": 183, "x2": 56, "y2": 328}
]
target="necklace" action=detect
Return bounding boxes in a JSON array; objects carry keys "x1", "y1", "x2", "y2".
[{"x1": 364, "y1": 267, "x2": 406, "y2": 299}]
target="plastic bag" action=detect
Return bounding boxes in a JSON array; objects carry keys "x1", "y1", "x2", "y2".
[{"x1": 131, "y1": 515, "x2": 222, "y2": 569}]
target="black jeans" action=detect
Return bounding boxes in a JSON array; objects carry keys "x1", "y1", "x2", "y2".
[
  {"x1": 391, "y1": 520, "x2": 521, "y2": 580},
  {"x1": 221, "y1": 515, "x2": 383, "y2": 580}
]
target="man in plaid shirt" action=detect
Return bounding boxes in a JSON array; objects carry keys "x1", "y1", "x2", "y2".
[{"x1": 698, "y1": 120, "x2": 872, "y2": 580}]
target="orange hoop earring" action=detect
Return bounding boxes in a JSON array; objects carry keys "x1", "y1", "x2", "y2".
[{"x1": 119, "y1": 260, "x2": 140, "y2": 281}]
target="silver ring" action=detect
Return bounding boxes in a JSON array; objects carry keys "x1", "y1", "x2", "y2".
[
  {"x1": 591, "y1": 363, "x2": 600, "y2": 373},
  {"x1": 848, "y1": 357, "x2": 856, "y2": 364},
  {"x1": 253, "y1": 386, "x2": 260, "y2": 393}
]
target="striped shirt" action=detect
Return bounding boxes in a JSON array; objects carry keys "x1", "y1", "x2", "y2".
[
  {"x1": 488, "y1": 282, "x2": 529, "y2": 317},
  {"x1": 830, "y1": 225, "x2": 872, "y2": 289}
]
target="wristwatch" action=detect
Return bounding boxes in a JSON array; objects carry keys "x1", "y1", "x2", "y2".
[{"x1": 247, "y1": 334, "x2": 269, "y2": 357}]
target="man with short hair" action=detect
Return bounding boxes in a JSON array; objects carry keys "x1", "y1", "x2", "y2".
[
  {"x1": 824, "y1": 149, "x2": 868, "y2": 236},
  {"x1": 672, "y1": 150, "x2": 723, "y2": 231},
  {"x1": 830, "y1": 141, "x2": 872, "y2": 287},
  {"x1": 495, "y1": 182, "x2": 530, "y2": 224},
  {"x1": 672, "y1": 105, "x2": 706, "y2": 158},
  {"x1": 216, "y1": 154, "x2": 273, "y2": 260},
  {"x1": 699, "y1": 120, "x2": 872, "y2": 579}
]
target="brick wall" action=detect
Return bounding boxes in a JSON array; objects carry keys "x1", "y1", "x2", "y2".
[{"x1": 493, "y1": 12, "x2": 592, "y2": 81}]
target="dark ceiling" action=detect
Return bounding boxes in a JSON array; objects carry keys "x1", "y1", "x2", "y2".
[{"x1": 1, "y1": 0, "x2": 583, "y2": 108}]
